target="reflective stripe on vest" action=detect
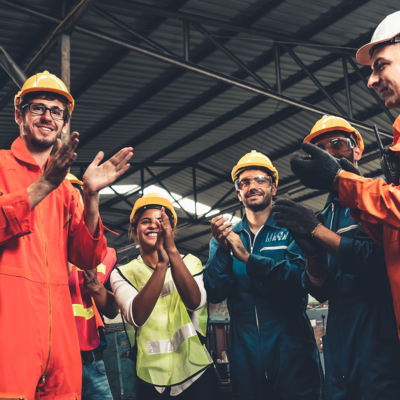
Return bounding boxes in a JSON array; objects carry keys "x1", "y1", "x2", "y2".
[
  {"x1": 76, "y1": 263, "x2": 106, "y2": 274},
  {"x1": 148, "y1": 323, "x2": 197, "y2": 355},
  {"x1": 72, "y1": 303, "x2": 95, "y2": 320}
]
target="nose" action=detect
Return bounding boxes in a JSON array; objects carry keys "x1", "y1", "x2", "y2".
[
  {"x1": 367, "y1": 71, "x2": 380, "y2": 89},
  {"x1": 40, "y1": 109, "x2": 53, "y2": 122}
]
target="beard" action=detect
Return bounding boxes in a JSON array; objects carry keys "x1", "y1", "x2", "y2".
[
  {"x1": 242, "y1": 189, "x2": 272, "y2": 212},
  {"x1": 23, "y1": 120, "x2": 61, "y2": 149}
]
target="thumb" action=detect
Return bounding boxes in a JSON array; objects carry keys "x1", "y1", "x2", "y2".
[
  {"x1": 91, "y1": 151, "x2": 105, "y2": 168},
  {"x1": 53, "y1": 138, "x2": 62, "y2": 154},
  {"x1": 316, "y1": 213, "x2": 326, "y2": 224},
  {"x1": 301, "y1": 142, "x2": 326, "y2": 158},
  {"x1": 339, "y1": 158, "x2": 361, "y2": 176}
]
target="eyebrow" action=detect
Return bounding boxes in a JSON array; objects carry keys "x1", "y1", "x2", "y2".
[{"x1": 371, "y1": 57, "x2": 384, "y2": 70}]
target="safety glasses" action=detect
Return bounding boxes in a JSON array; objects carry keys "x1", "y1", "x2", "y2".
[
  {"x1": 21, "y1": 102, "x2": 66, "y2": 121},
  {"x1": 234, "y1": 175, "x2": 272, "y2": 191},
  {"x1": 315, "y1": 137, "x2": 356, "y2": 155}
]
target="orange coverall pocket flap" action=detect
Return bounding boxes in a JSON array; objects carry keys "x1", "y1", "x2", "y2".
[
  {"x1": 0, "y1": 265, "x2": 24, "y2": 277},
  {"x1": 2, "y1": 206, "x2": 22, "y2": 234}
]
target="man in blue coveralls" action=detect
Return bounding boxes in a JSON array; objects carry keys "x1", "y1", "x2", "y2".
[
  {"x1": 273, "y1": 116, "x2": 400, "y2": 400},
  {"x1": 204, "y1": 151, "x2": 322, "y2": 400}
]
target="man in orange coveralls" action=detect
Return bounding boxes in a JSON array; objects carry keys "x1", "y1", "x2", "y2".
[
  {"x1": 0, "y1": 71, "x2": 133, "y2": 400},
  {"x1": 289, "y1": 11, "x2": 400, "y2": 340}
]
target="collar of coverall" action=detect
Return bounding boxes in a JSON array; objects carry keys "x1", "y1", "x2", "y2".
[
  {"x1": 12, "y1": 136, "x2": 47, "y2": 168},
  {"x1": 232, "y1": 210, "x2": 278, "y2": 233},
  {"x1": 389, "y1": 115, "x2": 400, "y2": 152}
]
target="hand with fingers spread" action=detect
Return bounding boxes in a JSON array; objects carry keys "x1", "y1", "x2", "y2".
[
  {"x1": 290, "y1": 142, "x2": 342, "y2": 190},
  {"x1": 157, "y1": 208, "x2": 176, "y2": 254},
  {"x1": 83, "y1": 147, "x2": 134, "y2": 195},
  {"x1": 210, "y1": 215, "x2": 233, "y2": 254},
  {"x1": 226, "y1": 231, "x2": 249, "y2": 264}
]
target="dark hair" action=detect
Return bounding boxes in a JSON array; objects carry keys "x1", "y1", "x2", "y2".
[
  {"x1": 128, "y1": 205, "x2": 175, "y2": 243},
  {"x1": 18, "y1": 91, "x2": 71, "y2": 124}
]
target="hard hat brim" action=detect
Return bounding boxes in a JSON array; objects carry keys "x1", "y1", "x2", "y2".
[
  {"x1": 15, "y1": 87, "x2": 75, "y2": 114},
  {"x1": 356, "y1": 39, "x2": 389, "y2": 66}
]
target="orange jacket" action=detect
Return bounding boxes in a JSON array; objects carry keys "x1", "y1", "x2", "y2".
[
  {"x1": 0, "y1": 137, "x2": 107, "y2": 398},
  {"x1": 69, "y1": 247, "x2": 117, "y2": 351},
  {"x1": 338, "y1": 116, "x2": 400, "y2": 338}
]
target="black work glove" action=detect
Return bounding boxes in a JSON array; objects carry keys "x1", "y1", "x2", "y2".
[
  {"x1": 273, "y1": 200, "x2": 324, "y2": 257},
  {"x1": 339, "y1": 158, "x2": 361, "y2": 176},
  {"x1": 273, "y1": 199, "x2": 321, "y2": 237},
  {"x1": 290, "y1": 142, "x2": 341, "y2": 190},
  {"x1": 290, "y1": 231, "x2": 323, "y2": 257}
]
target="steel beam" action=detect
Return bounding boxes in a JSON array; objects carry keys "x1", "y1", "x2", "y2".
[
  {"x1": 342, "y1": 56, "x2": 353, "y2": 118},
  {"x1": 283, "y1": 44, "x2": 347, "y2": 116},
  {"x1": 125, "y1": 1, "x2": 357, "y2": 55},
  {"x1": 0, "y1": 46, "x2": 27, "y2": 88},
  {"x1": 191, "y1": 22, "x2": 272, "y2": 90},
  {"x1": 347, "y1": 56, "x2": 395, "y2": 123},
  {"x1": 192, "y1": 166, "x2": 197, "y2": 219},
  {"x1": 274, "y1": 43, "x2": 282, "y2": 94},
  {"x1": 93, "y1": 6, "x2": 176, "y2": 57},
  {"x1": 183, "y1": 20, "x2": 190, "y2": 61}
]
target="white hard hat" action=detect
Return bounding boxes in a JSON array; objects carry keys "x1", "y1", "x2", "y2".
[{"x1": 357, "y1": 11, "x2": 400, "y2": 65}]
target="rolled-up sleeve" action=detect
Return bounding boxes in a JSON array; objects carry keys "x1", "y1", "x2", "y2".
[{"x1": 0, "y1": 188, "x2": 32, "y2": 244}]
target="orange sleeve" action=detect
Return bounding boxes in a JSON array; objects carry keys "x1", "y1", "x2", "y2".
[
  {"x1": 339, "y1": 170, "x2": 400, "y2": 231},
  {"x1": 67, "y1": 189, "x2": 107, "y2": 271},
  {"x1": 0, "y1": 188, "x2": 32, "y2": 244}
]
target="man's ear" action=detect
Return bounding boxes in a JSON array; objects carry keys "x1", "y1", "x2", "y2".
[
  {"x1": 15, "y1": 108, "x2": 23, "y2": 125},
  {"x1": 272, "y1": 183, "x2": 277, "y2": 196},
  {"x1": 353, "y1": 146, "x2": 362, "y2": 163},
  {"x1": 62, "y1": 120, "x2": 70, "y2": 134},
  {"x1": 237, "y1": 190, "x2": 242, "y2": 203}
]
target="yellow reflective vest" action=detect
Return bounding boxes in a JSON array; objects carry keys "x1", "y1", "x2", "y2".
[{"x1": 117, "y1": 254, "x2": 213, "y2": 387}]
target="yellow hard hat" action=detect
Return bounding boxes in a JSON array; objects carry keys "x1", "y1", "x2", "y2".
[
  {"x1": 304, "y1": 115, "x2": 364, "y2": 153},
  {"x1": 15, "y1": 71, "x2": 74, "y2": 114},
  {"x1": 130, "y1": 193, "x2": 178, "y2": 227},
  {"x1": 231, "y1": 150, "x2": 279, "y2": 187},
  {"x1": 66, "y1": 173, "x2": 83, "y2": 186}
]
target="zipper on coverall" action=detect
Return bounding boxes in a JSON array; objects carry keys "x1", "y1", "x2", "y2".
[
  {"x1": 244, "y1": 228, "x2": 268, "y2": 380},
  {"x1": 40, "y1": 200, "x2": 52, "y2": 383}
]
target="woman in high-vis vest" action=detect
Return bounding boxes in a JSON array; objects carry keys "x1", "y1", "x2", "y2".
[{"x1": 110, "y1": 193, "x2": 219, "y2": 399}]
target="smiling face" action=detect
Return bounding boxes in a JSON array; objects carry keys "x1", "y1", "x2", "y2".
[
  {"x1": 15, "y1": 95, "x2": 69, "y2": 150},
  {"x1": 368, "y1": 44, "x2": 400, "y2": 109},
  {"x1": 237, "y1": 168, "x2": 277, "y2": 212}
]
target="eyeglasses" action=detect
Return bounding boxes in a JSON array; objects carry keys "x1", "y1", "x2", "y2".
[
  {"x1": 315, "y1": 137, "x2": 356, "y2": 155},
  {"x1": 235, "y1": 175, "x2": 272, "y2": 191},
  {"x1": 21, "y1": 102, "x2": 66, "y2": 121}
]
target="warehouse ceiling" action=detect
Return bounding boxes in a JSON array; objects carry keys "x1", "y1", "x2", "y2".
[{"x1": 0, "y1": 0, "x2": 398, "y2": 263}]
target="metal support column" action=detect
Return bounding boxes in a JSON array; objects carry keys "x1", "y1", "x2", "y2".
[
  {"x1": 141, "y1": 167, "x2": 144, "y2": 197},
  {"x1": 58, "y1": 0, "x2": 70, "y2": 143},
  {"x1": 274, "y1": 42, "x2": 281, "y2": 93},
  {"x1": 342, "y1": 56, "x2": 353, "y2": 118},
  {"x1": 183, "y1": 20, "x2": 190, "y2": 61},
  {"x1": 192, "y1": 166, "x2": 197, "y2": 219}
]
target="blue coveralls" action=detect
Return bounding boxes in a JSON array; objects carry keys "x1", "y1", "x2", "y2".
[
  {"x1": 302, "y1": 193, "x2": 400, "y2": 400},
  {"x1": 204, "y1": 213, "x2": 322, "y2": 400}
]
